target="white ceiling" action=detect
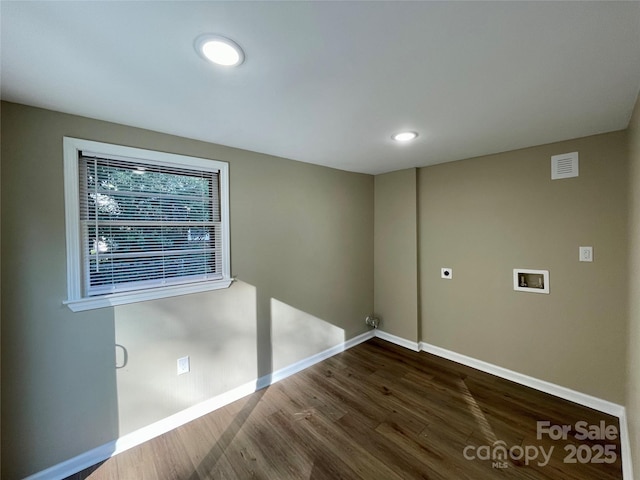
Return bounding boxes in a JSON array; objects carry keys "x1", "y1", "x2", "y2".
[{"x1": 2, "y1": 1, "x2": 640, "y2": 175}]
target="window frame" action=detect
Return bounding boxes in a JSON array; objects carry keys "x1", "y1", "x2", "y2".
[{"x1": 63, "y1": 137, "x2": 232, "y2": 312}]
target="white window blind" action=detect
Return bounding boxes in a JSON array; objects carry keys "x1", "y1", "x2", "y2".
[
  {"x1": 63, "y1": 137, "x2": 231, "y2": 311},
  {"x1": 79, "y1": 153, "x2": 222, "y2": 296}
]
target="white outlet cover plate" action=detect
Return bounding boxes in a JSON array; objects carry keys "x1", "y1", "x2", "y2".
[
  {"x1": 579, "y1": 246, "x2": 593, "y2": 262},
  {"x1": 441, "y1": 268, "x2": 453, "y2": 279},
  {"x1": 177, "y1": 356, "x2": 190, "y2": 375}
]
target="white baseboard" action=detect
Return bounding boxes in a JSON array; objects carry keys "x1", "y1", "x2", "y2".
[
  {"x1": 25, "y1": 330, "x2": 375, "y2": 480},
  {"x1": 259, "y1": 329, "x2": 375, "y2": 388},
  {"x1": 26, "y1": 329, "x2": 634, "y2": 480},
  {"x1": 619, "y1": 409, "x2": 635, "y2": 480},
  {"x1": 418, "y1": 339, "x2": 633, "y2": 480},
  {"x1": 372, "y1": 331, "x2": 633, "y2": 480},
  {"x1": 417, "y1": 340, "x2": 624, "y2": 417},
  {"x1": 374, "y1": 329, "x2": 419, "y2": 351}
]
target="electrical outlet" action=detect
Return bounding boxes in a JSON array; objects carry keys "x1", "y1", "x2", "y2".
[
  {"x1": 579, "y1": 246, "x2": 593, "y2": 262},
  {"x1": 177, "y1": 356, "x2": 190, "y2": 375}
]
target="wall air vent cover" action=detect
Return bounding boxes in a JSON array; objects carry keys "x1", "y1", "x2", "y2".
[{"x1": 551, "y1": 152, "x2": 579, "y2": 180}]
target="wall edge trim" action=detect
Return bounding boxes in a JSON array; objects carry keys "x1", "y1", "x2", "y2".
[
  {"x1": 26, "y1": 329, "x2": 632, "y2": 480},
  {"x1": 417, "y1": 339, "x2": 633, "y2": 480},
  {"x1": 418, "y1": 340, "x2": 624, "y2": 415},
  {"x1": 374, "y1": 329, "x2": 419, "y2": 351},
  {"x1": 618, "y1": 408, "x2": 635, "y2": 480},
  {"x1": 24, "y1": 330, "x2": 376, "y2": 480}
]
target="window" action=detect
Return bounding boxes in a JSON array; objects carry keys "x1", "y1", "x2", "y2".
[{"x1": 63, "y1": 137, "x2": 231, "y2": 311}]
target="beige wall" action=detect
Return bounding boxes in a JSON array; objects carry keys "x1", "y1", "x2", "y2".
[
  {"x1": 627, "y1": 94, "x2": 640, "y2": 476},
  {"x1": 419, "y1": 132, "x2": 629, "y2": 404},
  {"x1": 1, "y1": 99, "x2": 636, "y2": 479},
  {"x1": 374, "y1": 169, "x2": 419, "y2": 341},
  {"x1": 0, "y1": 102, "x2": 374, "y2": 479}
]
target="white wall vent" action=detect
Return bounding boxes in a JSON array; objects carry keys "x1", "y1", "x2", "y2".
[{"x1": 551, "y1": 152, "x2": 579, "y2": 180}]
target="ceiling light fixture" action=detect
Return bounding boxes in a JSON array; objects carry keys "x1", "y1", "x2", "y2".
[
  {"x1": 392, "y1": 131, "x2": 418, "y2": 142},
  {"x1": 195, "y1": 34, "x2": 245, "y2": 67}
]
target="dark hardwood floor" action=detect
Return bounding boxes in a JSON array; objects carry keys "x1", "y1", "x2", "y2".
[{"x1": 68, "y1": 338, "x2": 623, "y2": 479}]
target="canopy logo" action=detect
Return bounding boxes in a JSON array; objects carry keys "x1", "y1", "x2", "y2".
[
  {"x1": 462, "y1": 420, "x2": 618, "y2": 468},
  {"x1": 463, "y1": 441, "x2": 553, "y2": 468}
]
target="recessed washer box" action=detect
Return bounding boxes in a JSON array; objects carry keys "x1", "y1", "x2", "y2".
[{"x1": 513, "y1": 269, "x2": 549, "y2": 294}]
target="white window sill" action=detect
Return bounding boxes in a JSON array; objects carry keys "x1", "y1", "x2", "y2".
[{"x1": 64, "y1": 278, "x2": 233, "y2": 312}]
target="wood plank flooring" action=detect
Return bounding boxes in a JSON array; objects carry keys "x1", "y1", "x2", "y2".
[{"x1": 68, "y1": 338, "x2": 623, "y2": 479}]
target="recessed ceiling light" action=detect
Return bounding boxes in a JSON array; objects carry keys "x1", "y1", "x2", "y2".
[
  {"x1": 392, "y1": 131, "x2": 418, "y2": 142},
  {"x1": 195, "y1": 34, "x2": 245, "y2": 67}
]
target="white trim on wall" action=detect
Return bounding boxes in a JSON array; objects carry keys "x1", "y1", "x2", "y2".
[
  {"x1": 619, "y1": 409, "x2": 635, "y2": 480},
  {"x1": 375, "y1": 331, "x2": 633, "y2": 480},
  {"x1": 24, "y1": 330, "x2": 375, "y2": 480},
  {"x1": 373, "y1": 329, "x2": 420, "y2": 351},
  {"x1": 418, "y1": 341, "x2": 624, "y2": 417},
  {"x1": 25, "y1": 329, "x2": 633, "y2": 480},
  {"x1": 418, "y1": 339, "x2": 632, "y2": 480}
]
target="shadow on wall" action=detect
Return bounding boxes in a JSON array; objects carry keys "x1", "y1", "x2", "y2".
[
  {"x1": 3, "y1": 307, "x2": 120, "y2": 480},
  {"x1": 33, "y1": 278, "x2": 349, "y2": 480},
  {"x1": 270, "y1": 297, "x2": 345, "y2": 372},
  {"x1": 112, "y1": 280, "x2": 345, "y2": 439}
]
